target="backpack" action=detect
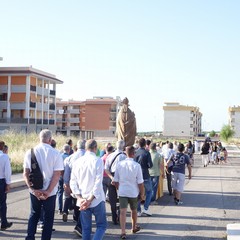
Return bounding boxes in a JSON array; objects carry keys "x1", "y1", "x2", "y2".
[{"x1": 29, "y1": 148, "x2": 43, "y2": 190}]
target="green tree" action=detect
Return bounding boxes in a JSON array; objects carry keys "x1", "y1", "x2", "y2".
[
  {"x1": 220, "y1": 125, "x2": 235, "y2": 142},
  {"x1": 209, "y1": 130, "x2": 216, "y2": 137}
]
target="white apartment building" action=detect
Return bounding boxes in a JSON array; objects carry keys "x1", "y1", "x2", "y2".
[
  {"x1": 163, "y1": 102, "x2": 202, "y2": 138},
  {"x1": 0, "y1": 67, "x2": 63, "y2": 133},
  {"x1": 228, "y1": 106, "x2": 240, "y2": 138}
]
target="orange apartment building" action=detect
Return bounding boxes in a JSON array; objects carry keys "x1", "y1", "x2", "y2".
[
  {"x1": 56, "y1": 96, "x2": 121, "y2": 138},
  {"x1": 0, "y1": 67, "x2": 63, "y2": 133}
]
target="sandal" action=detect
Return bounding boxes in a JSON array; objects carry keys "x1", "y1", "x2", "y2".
[
  {"x1": 120, "y1": 233, "x2": 127, "y2": 239},
  {"x1": 131, "y1": 225, "x2": 141, "y2": 233}
]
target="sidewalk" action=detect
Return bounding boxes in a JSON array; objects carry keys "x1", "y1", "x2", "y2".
[{"x1": 5, "y1": 144, "x2": 240, "y2": 239}]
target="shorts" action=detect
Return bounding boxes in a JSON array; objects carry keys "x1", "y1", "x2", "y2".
[
  {"x1": 119, "y1": 196, "x2": 138, "y2": 210},
  {"x1": 171, "y1": 172, "x2": 185, "y2": 193}
]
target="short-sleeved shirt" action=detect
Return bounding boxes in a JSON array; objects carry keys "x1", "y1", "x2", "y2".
[
  {"x1": 172, "y1": 152, "x2": 190, "y2": 175},
  {"x1": 149, "y1": 150, "x2": 162, "y2": 177},
  {"x1": 23, "y1": 143, "x2": 64, "y2": 196},
  {"x1": 105, "y1": 150, "x2": 126, "y2": 173},
  {"x1": 114, "y1": 158, "x2": 143, "y2": 198},
  {"x1": 70, "y1": 151, "x2": 105, "y2": 208},
  {"x1": 0, "y1": 151, "x2": 11, "y2": 184}
]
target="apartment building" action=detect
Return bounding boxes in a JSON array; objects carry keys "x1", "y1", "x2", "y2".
[
  {"x1": 229, "y1": 106, "x2": 240, "y2": 137},
  {"x1": 163, "y1": 102, "x2": 202, "y2": 138},
  {"x1": 0, "y1": 67, "x2": 63, "y2": 133},
  {"x1": 56, "y1": 96, "x2": 121, "y2": 137}
]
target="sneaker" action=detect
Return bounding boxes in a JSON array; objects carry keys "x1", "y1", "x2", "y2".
[
  {"x1": 151, "y1": 201, "x2": 158, "y2": 205},
  {"x1": 1, "y1": 222, "x2": 13, "y2": 230},
  {"x1": 74, "y1": 225, "x2": 82, "y2": 237},
  {"x1": 137, "y1": 212, "x2": 142, "y2": 217},
  {"x1": 62, "y1": 213, "x2": 68, "y2": 222},
  {"x1": 142, "y1": 209, "x2": 152, "y2": 216},
  {"x1": 176, "y1": 201, "x2": 183, "y2": 205}
]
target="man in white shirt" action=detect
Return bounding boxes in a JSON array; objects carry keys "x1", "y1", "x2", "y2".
[
  {"x1": 70, "y1": 139, "x2": 107, "y2": 240},
  {"x1": 23, "y1": 129, "x2": 64, "y2": 240},
  {"x1": 0, "y1": 140, "x2": 12, "y2": 230},
  {"x1": 105, "y1": 140, "x2": 126, "y2": 225},
  {"x1": 113, "y1": 146, "x2": 144, "y2": 239},
  {"x1": 162, "y1": 142, "x2": 175, "y2": 195}
]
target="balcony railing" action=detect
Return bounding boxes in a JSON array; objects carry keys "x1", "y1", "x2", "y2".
[
  {"x1": 0, "y1": 118, "x2": 28, "y2": 124},
  {"x1": 49, "y1": 104, "x2": 55, "y2": 110},
  {"x1": 49, "y1": 119, "x2": 55, "y2": 125},
  {"x1": 50, "y1": 90, "x2": 56, "y2": 96},
  {"x1": 0, "y1": 118, "x2": 55, "y2": 125},
  {"x1": 30, "y1": 102, "x2": 36, "y2": 108},
  {"x1": 30, "y1": 85, "x2": 36, "y2": 92}
]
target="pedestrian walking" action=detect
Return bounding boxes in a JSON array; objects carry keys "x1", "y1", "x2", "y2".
[
  {"x1": 23, "y1": 129, "x2": 64, "y2": 240},
  {"x1": 70, "y1": 139, "x2": 107, "y2": 240},
  {"x1": 113, "y1": 145, "x2": 144, "y2": 239},
  {"x1": 134, "y1": 138, "x2": 153, "y2": 216},
  {"x1": 105, "y1": 140, "x2": 126, "y2": 225},
  {"x1": 168, "y1": 143, "x2": 192, "y2": 205}
]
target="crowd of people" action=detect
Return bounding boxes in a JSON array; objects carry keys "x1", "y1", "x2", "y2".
[
  {"x1": 1, "y1": 130, "x2": 229, "y2": 239},
  {"x1": 200, "y1": 139, "x2": 228, "y2": 167}
]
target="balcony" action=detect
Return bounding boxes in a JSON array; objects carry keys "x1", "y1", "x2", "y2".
[
  {"x1": 0, "y1": 101, "x2": 7, "y2": 109},
  {"x1": 49, "y1": 104, "x2": 55, "y2": 110},
  {"x1": 30, "y1": 85, "x2": 36, "y2": 92},
  {"x1": 43, "y1": 119, "x2": 48, "y2": 125},
  {"x1": 0, "y1": 94, "x2": 7, "y2": 101},
  {"x1": 49, "y1": 119, "x2": 55, "y2": 125},
  {"x1": 30, "y1": 102, "x2": 36, "y2": 108},
  {"x1": 67, "y1": 109, "x2": 80, "y2": 114},
  {"x1": 57, "y1": 126, "x2": 68, "y2": 131},
  {"x1": 10, "y1": 103, "x2": 26, "y2": 110},
  {"x1": 0, "y1": 118, "x2": 28, "y2": 124},
  {"x1": 69, "y1": 126, "x2": 80, "y2": 131},
  {"x1": 50, "y1": 90, "x2": 56, "y2": 96},
  {"x1": 69, "y1": 117, "x2": 80, "y2": 123}
]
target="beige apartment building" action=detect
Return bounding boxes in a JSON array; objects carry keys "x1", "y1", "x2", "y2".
[
  {"x1": 56, "y1": 96, "x2": 121, "y2": 138},
  {"x1": 229, "y1": 106, "x2": 240, "y2": 138},
  {"x1": 0, "y1": 67, "x2": 63, "y2": 133},
  {"x1": 163, "y1": 102, "x2": 202, "y2": 138}
]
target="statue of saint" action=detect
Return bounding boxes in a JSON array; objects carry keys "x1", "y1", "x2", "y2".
[{"x1": 116, "y1": 97, "x2": 137, "y2": 146}]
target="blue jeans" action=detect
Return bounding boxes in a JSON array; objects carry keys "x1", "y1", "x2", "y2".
[
  {"x1": 80, "y1": 201, "x2": 107, "y2": 240},
  {"x1": 57, "y1": 177, "x2": 64, "y2": 211},
  {"x1": 151, "y1": 176, "x2": 159, "y2": 202},
  {"x1": 26, "y1": 193, "x2": 56, "y2": 240},
  {"x1": 137, "y1": 178, "x2": 152, "y2": 212}
]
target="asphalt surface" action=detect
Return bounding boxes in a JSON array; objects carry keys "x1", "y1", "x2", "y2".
[{"x1": 2, "y1": 145, "x2": 240, "y2": 240}]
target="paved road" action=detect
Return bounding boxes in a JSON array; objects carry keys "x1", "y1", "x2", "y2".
[{"x1": 1, "y1": 145, "x2": 240, "y2": 240}]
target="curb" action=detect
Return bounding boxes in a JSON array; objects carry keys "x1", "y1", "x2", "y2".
[{"x1": 11, "y1": 179, "x2": 26, "y2": 189}]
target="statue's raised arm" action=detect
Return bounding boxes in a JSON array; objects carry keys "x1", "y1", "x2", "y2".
[{"x1": 116, "y1": 97, "x2": 137, "y2": 147}]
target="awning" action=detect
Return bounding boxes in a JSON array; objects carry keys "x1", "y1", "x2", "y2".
[{"x1": 10, "y1": 93, "x2": 26, "y2": 102}]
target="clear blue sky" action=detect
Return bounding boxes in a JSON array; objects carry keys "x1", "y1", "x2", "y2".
[{"x1": 1, "y1": 1, "x2": 240, "y2": 132}]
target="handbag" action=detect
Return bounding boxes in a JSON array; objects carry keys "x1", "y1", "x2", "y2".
[{"x1": 29, "y1": 148, "x2": 43, "y2": 189}]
